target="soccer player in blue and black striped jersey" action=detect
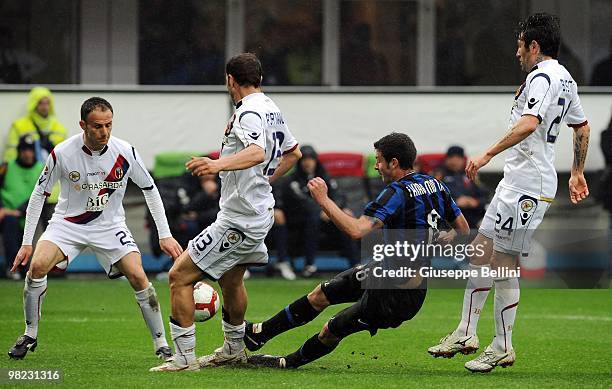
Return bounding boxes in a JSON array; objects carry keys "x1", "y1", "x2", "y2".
[{"x1": 245, "y1": 132, "x2": 469, "y2": 369}]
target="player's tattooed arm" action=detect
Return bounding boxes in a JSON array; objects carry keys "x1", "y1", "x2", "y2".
[{"x1": 572, "y1": 124, "x2": 590, "y2": 173}]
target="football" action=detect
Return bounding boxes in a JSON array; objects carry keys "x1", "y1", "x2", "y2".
[{"x1": 193, "y1": 281, "x2": 220, "y2": 322}]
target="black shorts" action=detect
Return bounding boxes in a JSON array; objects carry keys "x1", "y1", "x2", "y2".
[{"x1": 321, "y1": 264, "x2": 427, "y2": 337}]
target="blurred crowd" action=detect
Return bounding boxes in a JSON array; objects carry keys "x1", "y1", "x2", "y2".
[{"x1": 1, "y1": 88, "x2": 611, "y2": 280}]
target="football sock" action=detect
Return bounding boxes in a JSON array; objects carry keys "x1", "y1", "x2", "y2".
[
  {"x1": 135, "y1": 283, "x2": 168, "y2": 350},
  {"x1": 454, "y1": 264, "x2": 492, "y2": 337},
  {"x1": 169, "y1": 318, "x2": 196, "y2": 366},
  {"x1": 221, "y1": 320, "x2": 246, "y2": 355},
  {"x1": 491, "y1": 277, "x2": 519, "y2": 353},
  {"x1": 259, "y1": 296, "x2": 321, "y2": 341},
  {"x1": 285, "y1": 334, "x2": 337, "y2": 368},
  {"x1": 23, "y1": 275, "x2": 47, "y2": 339}
]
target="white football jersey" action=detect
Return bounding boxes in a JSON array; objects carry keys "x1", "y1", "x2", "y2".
[
  {"x1": 501, "y1": 59, "x2": 588, "y2": 200},
  {"x1": 35, "y1": 134, "x2": 157, "y2": 226},
  {"x1": 219, "y1": 92, "x2": 298, "y2": 217}
]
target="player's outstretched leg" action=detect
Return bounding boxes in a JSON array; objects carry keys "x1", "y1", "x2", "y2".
[
  {"x1": 116, "y1": 252, "x2": 172, "y2": 361},
  {"x1": 244, "y1": 284, "x2": 328, "y2": 352},
  {"x1": 198, "y1": 265, "x2": 250, "y2": 367},
  {"x1": 9, "y1": 241, "x2": 64, "y2": 359},
  {"x1": 150, "y1": 251, "x2": 203, "y2": 372},
  {"x1": 249, "y1": 302, "x2": 365, "y2": 369},
  {"x1": 429, "y1": 233, "x2": 492, "y2": 358},
  {"x1": 465, "y1": 251, "x2": 519, "y2": 373}
]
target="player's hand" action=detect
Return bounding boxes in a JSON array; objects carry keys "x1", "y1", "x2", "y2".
[
  {"x1": 436, "y1": 230, "x2": 456, "y2": 244},
  {"x1": 466, "y1": 153, "x2": 492, "y2": 182},
  {"x1": 186, "y1": 156, "x2": 221, "y2": 176},
  {"x1": 159, "y1": 237, "x2": 183, "y2": 260},
  {"x1": 307, "y1": 177, "x2": 329, "y2": 204},
  {"x1": 11, "y1": 245, "x2": 33, "y2": 272},
  {"x1": 569, "y1": 173, "x2": 589, "y2": 204}
]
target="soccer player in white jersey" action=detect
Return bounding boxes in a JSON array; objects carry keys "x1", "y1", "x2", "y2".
[
  {"x1": 151, "y1": 53, "x2": 301, "y2": 372},
  {"x1": 428, "y1": 13, "x2": 590, "y2": 372},
  {"x1": 8, "y1": 97, "x2": 183, "y2": 361}
]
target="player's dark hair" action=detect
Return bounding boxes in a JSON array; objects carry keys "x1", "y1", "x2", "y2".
[
  {"x1": 517, "y1": 13, "x2": 561, "y2": 59},
  {"x1": 81, "y1": 97, "x2": 113, "y2": 121},
  {"x1": 374, "y1": 132, "x2": 417, "y2": 169},
  {"x1": 226, "y1": 53, "x2": 263, "y2": 87}
]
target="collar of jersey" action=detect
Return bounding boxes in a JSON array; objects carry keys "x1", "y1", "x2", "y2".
[
  {"x1": 81, "y1": 140, "x2": 109, "y2": 156},
  {"x1": 529, "y1": 58, "x2": 558, "y2": 73},
  {"x1": 235, "y1": 92, "x2": 263, "y2": 109}
]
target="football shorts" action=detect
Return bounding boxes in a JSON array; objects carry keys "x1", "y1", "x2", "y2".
[
  {"x1": 479, "y1": 184, "x2": 550, "y2": 256},
  {"x1": 39, "y1": 220, "x2": 140, "y2": 278},
  {"x1": 187, "y1": 210, "x2": 274, "y2": 280}
]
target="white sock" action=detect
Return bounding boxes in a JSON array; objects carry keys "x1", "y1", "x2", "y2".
[
  {"x1": 454, "y1": 264, "x2": 492, "y2": 337},
  {"x1": 23, "y1": 275, "x2": 48, "y2": 339},
  {"x1": 135, "y1": 283, "x2": 168, "y2": 350},
  {"x1": 170, "y1": 321, "x2": 196, "y2": 366},
  {"x1": 491, "y1": 278, "x2": 520, "y2": 353},
  {"x1": 221, "y1": 320, "x2": 245, "y2": 355}
]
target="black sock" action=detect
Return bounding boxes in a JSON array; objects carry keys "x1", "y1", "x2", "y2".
[
  {"x1": 261, "y1": 296, "x2": 321, "y2": 341},
  {"x1": 285, "y1": 334, "x2": 338, "y2": 368}
]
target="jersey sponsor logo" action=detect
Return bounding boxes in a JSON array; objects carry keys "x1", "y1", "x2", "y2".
[
  {"x1": 518, "y1": 195, "x2": 538, "y2": 226},
  {"x1": 87, "y1": 171, "x2": 106, "y2": 177},
  {"x1": 81, "y1": 181, "x2": 124, "y2": 191},
  {"x1": 86, "y1": 193, "x2": 110, "y2": 212},
  {"x1": 527, "y1": 98, "x2": 539, "y2": 109},
  {"x1": 219, "y1": 228, "x2": 245, "y2": 253},
  {"x1": 68, "y1": 171, "x2": 81, "y2": 182}
]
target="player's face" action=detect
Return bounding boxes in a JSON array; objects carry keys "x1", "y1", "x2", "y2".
[
  {"x1": 516, "y1": 38, "x2": 535, "y2": 72},
  {"x1": 80, "y1": 108, "x2": 113, "y2": 150},
  {"x1": 375, "y1": 150, "x2": 394, "y2": 184}
]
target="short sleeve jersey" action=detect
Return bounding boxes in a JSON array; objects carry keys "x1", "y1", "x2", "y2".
[
  {"x1": 220, "y1": 92, "x2": 298, "y2": 217},
  {"x1": 34, "y1": 134, "x2": 156, "y2": 226},
  {"x1": 502, "y1": 59, "x2": 588, "y2": 200}
]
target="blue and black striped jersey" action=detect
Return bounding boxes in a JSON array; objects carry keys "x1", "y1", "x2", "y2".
[{"x1": 364, "y1": 172, "x2": 461, "y2": 243}]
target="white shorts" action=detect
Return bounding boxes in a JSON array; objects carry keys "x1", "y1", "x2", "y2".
[
  {"x1": 479, "y1": 185, "x2": 550, "y2": 256},
  {"x1": 39, "y1": 220, "x2": 140, "y2": 278},
  {"x1": 188, "y1": 211, "x2": 274, "y2": 280}
]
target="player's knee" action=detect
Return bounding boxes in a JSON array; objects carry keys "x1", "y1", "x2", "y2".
[
  {"x1": 307, "y1": 285, "x2": 330, "y2": 311},
  {"x1": 318, "y1": 322, "x2": 340, "y2": 346},
  {"x1": 126, "y1": 270, "x2": 149, "y2": 291},
  {"x1": 168, "y1": 266, "x2": 186, "y2": 290},
  {"x1": 28, "y1": 259, "x2": 48, "y2": 279}
]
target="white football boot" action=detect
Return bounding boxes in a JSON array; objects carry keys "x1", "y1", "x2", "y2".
[
  {"x1": 198, "y1": 346, "x2": 248, "y2": 368},
  {"x1": 149, "y1": 359, "x2": 199, "y2": 372},
  {"x1": 464, "y1": 345, "x2": 515, "y2": 373},
  {"x1": 427, "y1": 332, "x2": 479, "y2": 358}
]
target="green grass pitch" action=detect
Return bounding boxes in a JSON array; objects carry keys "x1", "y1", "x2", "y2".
[{"x1": 0, "y1": 278, "x2": 610, "y2": 388}]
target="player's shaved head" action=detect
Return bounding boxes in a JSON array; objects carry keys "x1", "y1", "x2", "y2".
[
  {"x1": 517, "y1": 13, "x2": 561, "y2": 59},
  {"x1": 374, "y1": 132, "x2": 417, "y2": 169},
  {"x1": 81, "y1": 97, "x2": 113, "y2": 121},
  {"x1": 226, "y1": 53, "x2": 263, "y2": 87}
]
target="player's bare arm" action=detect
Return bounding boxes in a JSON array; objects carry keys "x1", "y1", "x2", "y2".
[
  {"x1": 569, "y1": 123, "x2": 590, "y2": 204},
  {"x1": 307, "y1": 177, "x2": 383, "y2": 239},
  {"x1": 186, "y1": 144, "x2": 265, "y2": 176},
  {"x1": 269, "y1": 146, "x2": 302, "y2": 184},
  {"x1": 466, "y1": 114, "x2": 539, "y2": 181}
]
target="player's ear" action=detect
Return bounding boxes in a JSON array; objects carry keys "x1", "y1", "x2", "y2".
[{"x1": 79, "y1": 120, "x2": 86, "y2": 131}]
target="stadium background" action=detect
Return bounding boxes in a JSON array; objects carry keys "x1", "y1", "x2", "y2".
[{"x1": 1, "y1": 0, "x2": 611, "y2": 276}]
